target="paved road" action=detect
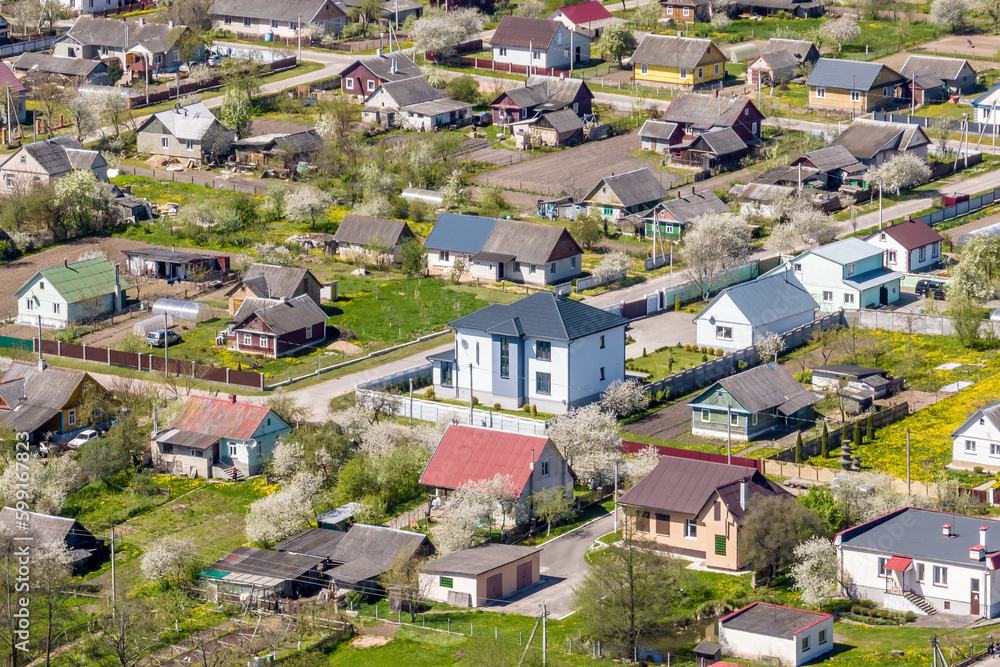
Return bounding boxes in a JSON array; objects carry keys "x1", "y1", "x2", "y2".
[{"x1": 497, "y1": 513, "x2": 615, "y2": 619}]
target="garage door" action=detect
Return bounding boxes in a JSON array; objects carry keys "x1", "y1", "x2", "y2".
[
  {"x1": 516, "y1": 562, "x2": 532, "y2": 590},
  {"x1": 486, "y1": 573, "x2": 502, "y2": 602}
]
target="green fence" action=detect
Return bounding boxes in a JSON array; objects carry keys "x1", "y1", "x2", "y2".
[{"x1": 0, "y1": 335, "x2": 32, "y2": 352}]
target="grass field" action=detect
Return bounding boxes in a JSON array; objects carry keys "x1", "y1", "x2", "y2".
[
  {"x1": 912, "y1": 102, "x2": 974, "y2": 120},
  {"x1": 626, "y1": 346, "x2": 724, "y2": 379}
]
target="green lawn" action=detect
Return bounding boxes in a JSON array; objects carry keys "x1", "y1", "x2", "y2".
[
  {"x1": 774, "y1": 83, "x2": 810, "y2": 108},
  {"x1": 912, "y1": 102, "x2": 974, "y2": 120},
  {"x1": 627, "y1": 346, "x2": 724, "y2": 380},
  {"x1": 521, "y1": 499, "x2": 615, "y2": 546}
]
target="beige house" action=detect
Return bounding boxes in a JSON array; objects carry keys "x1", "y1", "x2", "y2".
[
  {"x1": 332, "y1": 215, "x2": 416, "y2": 263},
  {"x1": 55, "y1": 16, "x2": 196, "y2": 74},
  {"x1": 419, "y1": 544, "x2": 540, "y2": 608},
  {"x1": 617, "y1": 455, "x2": 790, "y2": 571},
  {"x1": 0, "y1": 136, "x2": 107, "y2": 192},
  {"x1": 805, "y1": 58, "x2": 905, "y2": 113},
  {"x1": 136, "y1": 102, "x2": 233, "y2": 161}
]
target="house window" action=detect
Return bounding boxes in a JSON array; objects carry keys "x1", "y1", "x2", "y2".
[
  {"x1": 815, "y1": 87, "x2": 826, "y2": 99},
  {"x1": 883, "y1": 87, "x2": 889, "y2": 97},
  {"x1": 441, "y1": 250, "x2": 450, "y2": 262},
  {"x1": 966, "y1": 439, "x2": 977, "y2": 452},
  {"x1": 537, "y1": 341, "x2": 551, "y2": 361},
  {"x1": 440, "y1": 576, "x2": 453, "y2": 588},
  {"x1": 655, "y1": 513, "x2": 669, "y2": 535},
  {"x1": 570, "y1": 257, "x2": 576, "y2": 269},
  {"x1": 685, "y1": 520, "x2": 697, "y2": 538},
  {"x1": 67, "y1": 409, "x2": 76, "y2": 426},
  {"x1": 367, "y1": 79, "x2": 375, "y2": 92},
  {"x1": 844, "y1": 293, "x2": 855, "y2": 305},
  {"x1": 945, "y1": 601, "x2": 951, "y2": 609},
  {"x1": 641, "y1": 63, "x2": 648, "y2": 75},
  {"x1": 540, "y1": 460, "x2": 549, "y2": 476},
  {"x1": 500, "y1": 338, "x2": 509, "y2": 379},
  {"x1": 191, "y1": 449, "x2": 204, "y2": 458},
  {"x1": 290, "y1": 21, "x2": 298, "y2": 30},
  {"x1": 917, "y1": 563, "x2": 925, "y2": 582},
  {"x1": 242, "y1": 334, "x2": 252, "y2": 345},
  {"x1": 161, "y1": 137, "x2": 169, "y2": 148},
  {"x1": 802, "y1": 636, "x2": 810, "y2": 652},
  {"x1": 702, "y1": 409, "x2": 710, "y2": 422},
  {"x1": 846, "y1": 262, "x2": 855, "y2": 276},
  {"x1": 715, "y1": 326, "x2": 733, "y2": 341},
  {"x1": 934, "y1": 565, "x2": 948, "y2": 586},
  {"x1": 514, "y1": 261, "x2": 521, "y2": 272},
  {"x1": 345, "y1": 78, "x2": 354, "y2": 90},
  {"x1": 305, "y1": 325, "x2": 312, "y2": 339},
  {"x1": 697, "y1": 67, "x2": 703, "y2": 79},
  {"x1": 24, "y1": 299, "x2": 32, "y2": 311},
  {"x1": 851, "y1": 90, "x2": 861, "y2": 102},
  {"x1": 530, "y1": 264, "x2": 536, "y2": 273},
  {"x1": 933, "y1": 243, "x2": 940, "y2": 258},
  {"x1": 680, "y1": 68, "x2": 687, "y2": 78},
  {"x1": 751, "y1": 413, "x2": 758, "y2": 426},
  {"x1": 714, "y1": 535, "x2": 726, "y2": 556},
  {"x1": 441, "y1": 361, "x2": 453, "y2": 386},
  {"x1": 243, "y1": 16, "x2": 251, "y2": 26},
  {"x1": 228, "y1": 444, "x2": 238, "y2": 456},
  {"x1": 549, "y1": 262, "x2": 556, "y2": 274},
  {"x1": 822, "y1": 291, "x2": 833, "y2": 303},
  {"x1": 498, "y1": 47, "x2": 507, "y2": 57},
  {"x1": 536, "y1": 372, "x2": 551, "y2": 395},
  {"x1": 599, "y1": 335, "x2": 605, "y2": 349},
  {"x1": 682, "y1": 6, "x2": 689, "y2": 15},
  {"x1": 793, "y1": 263, "x2": 801, "y2": 271},
  {"x1": 599, "y1": 367, "x2": 605, "y2": 381},
  {"x1": 52, "y1": 303, "x2": 59, "y2": 314},
  {"x1": 715, "y1": 64, "x2": 720, "y2": 75},
  {"x1": 636, "y1": 510, "x2": 650, "y2": 532},
  {"x1": 533, "y1": 51, "x2": 542, "y2": 61},
  {"x1": 3, "y1": 174, "x2": 12, "y2": 187},
  {"x1": 666, "y1": 5, "x2": 673, "y2": 12},
  {"x1": 819, "y1": 630, "x2": 827, "y2": 645},
  {"x1": 887, "y1": 250, "x2": 896, "y2": 263},
  {"x1": 991, "y1": 443, "x2": 1000, "y2": 456},
  {"x1": 665, "y1": 224, "x2": 674, "y2": 234},
  {"x1": 270, "y1": 19, "x2": 278, "y2": 28},
  {"x1": 878, "y1": 556, "x2": 888, "y2": 576},
  {"x1": 919, "y1": 247, "x2": 926, "y2": 262},
  {"x1": 730, "y1": 412, "x2": 738, "y2": 426},
  {"x1": 185, "y1": 139, "x2": 193, "y2": 150},
  {"x1": 259, "y1": 335, "x2": 267, "y2": 346},
  {"x1": 224, "y1": 15, "x2": 232, "y2": 23},
  {"x1": 752, "y1": 122, "x2": 758, "y2": 134}
]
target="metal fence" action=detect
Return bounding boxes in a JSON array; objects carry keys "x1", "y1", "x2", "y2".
[
  {"x1": 575, "y1": 270, "x2": 626, "y2": 293},
  {"x1": 356, "y1": 388, "x2": 549, "y2": 435},
  {"x1": 0, "y1": 335, "x2": 32, "y2": 352},
  {"x1": 769, "y1": 403, "x2": 910, "y2": 463},
  {"x1": 873, "y1": 111, "x2": 1000, "y2": 139}
]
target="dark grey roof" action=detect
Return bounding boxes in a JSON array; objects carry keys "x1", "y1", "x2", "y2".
[
  {"x1": 349, "y1": 50, "x2": 421, "y2": 82},
  {"x1": 423, "y1": 213, "x2": 498, "y2": 254},
  {"x1": 828, "y1": 120, "x2": 930, "y2": 161},
  {"x1": 234, "y1": 294, "x2": 327, "y2": 335},
  {"x1": 539, "y1": 109, "x2": 583, "y2": 133},
  {"x1": 843, "y1": 267, "x2": 902, "y2": 291},
  {"x1": 0, "y1": 507, "x2": 97, "y2": 545},
  {"x1": 836, "y1": 507, "x2": 1000, "y2": 568},
  {"x1": 1, "y1": 361, "x2": 90, "y2": 412},
  {"x1": 123, "y1": 246, "x2": 215, "y2": 263},
  {"x1": 596, "y1": 168, "x2": 668, "y2": 209},
  {"x1": 721, "y1": 602, "x2": 831, "y2": 638},
  {"x1": 374, "y1": 75, "x2": 442, "y2": 107},
  {"x1": 526, "y1": 75, "x2": 592, "y2": 107},
  {"x1": 420, "y1": 544, "x2": 538, "y2": 576},
  {"x1": 639, "y1": 120, "x2": 680, "y2": 141},
  {"x1": 275, "y1": 527, "x2": 347, "y2": 559},
  {"x1": 631, "y1": 34, "x2": 720, "y2": 69},
  {"x1": 653, "y1": 190, "x2": 730, "y2": 223},
  {"x1": 13, "y1": 53, "x2": 105, "y2": 77},
  {"x1": 806, "y1": 58, "x2": 902, "y2": 91},
  {"x1": 67, "y1": 16, "x2": 186, "y2": 53},
  {"x1": 333, "y1": 214, "x2": 415, "y2": 247},
  {"x1": 326, "y1": 525, "x2": 432, "y2": 585},
  {"x1": 798, "y1": 144, "x2": 860, "y2": 173},
  {"x1": 207, "y1": 546, "x2": 323, "y2": 580},
  {"x1": 809, "y1": 364, "x2": 886, "y2": 377},
  {"x1": 476, "y1": 220, "x2": 582, "y2": 265},
  {"x1": 697, "y1": 272, "x2": 816, "y2": 328},
  {"x1": 19, "y1": 136, "x2": 96, "y2": 177},
  {"x1": 698, "y1": 363, "x2": 817, "y2": 415},
  {"x1": 691, "y1": 128, "x2": 747, "y2": 156},
  {"x1": 913, "y1": 74, "x2": 946, "y2": 89},
  {"x1": 763, "y1": 38, "x2": 817, "y2": 64},
  {"x1": 661, "y1": 93, "x2": 754, "y2": 132},
  {"x1": 450, "y1": 292, "x2": 627, "y2": 341},
  {"x1": 244, "y1": 264, "x2": 317, "y2": 299},
  {"x1": 899, "y1": 55, "x2": 972, "y2": 82},
  {"x1": 491, "y1": 16, "x2": 562, "y2": 49},
  {"x1": 756, "y1": 49, "x2": 798, "y2": 71},
  {"x1": 315, "y1": 502, "x2": 362, "y2": 525},
  {"x1": 210, "y1": 0, "x2": 340, "y2": 22}
]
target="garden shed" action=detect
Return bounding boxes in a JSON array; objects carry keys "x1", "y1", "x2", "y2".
[
  {"x1": 151, "y1": 298, "x2": 214, "y2": 323},
  {"x1": 723, "y1": 43, "x2": 759, "y2": 64},
  {"x1": 133, "y1": 314, "x2": 175, "y2": 336}
]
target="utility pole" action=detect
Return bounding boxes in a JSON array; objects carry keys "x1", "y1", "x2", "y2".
[
  {"x1": 906, "y1": 428, "x2": 911, "y2": 494},
  {"x1": 163, "y1": 312, "x2": 169, "y2": 377},
  {"x1": 469, "y1": 364, "x2": 474, "y2": 425},
  {"x1": 541, "y1": 602, "x2": 547, "y2": 666},
  {"x1": 409, "y1": 378, "x2": 414, "y2": 427},
  {"x1": 110, "y1": 523, "x2": 116, "y2": 617},
  {"x1": 297, "y1": 12, "x2": 303, "y2": 63},
  {"x1": 613, "y1": 459, "x2": 619, "y2": 533},
  {"x1": 36, "y1": 315, "x2": 42, "y2": 364},
  {"x1": 727, "y1": 405, "x2": 732, "y2": 464}
]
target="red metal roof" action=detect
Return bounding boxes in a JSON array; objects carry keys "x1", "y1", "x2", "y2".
[
  {"x1": 419, "y1": 425, "x2": 550, "y2": 494},
  {"x1": 556, "y1": 1, "x2": 613, "y2": 24},
  {"x1": 0, "y1": 62, "x2": 26, "y2": 94},
  {"x1": 883, "y1": 555, "x2": 912, "y2": 571},
  {"x1": 167, "y1": 395, "x2": 275, "y2": 442},
  {"x1": 869, "y1": 220, "x2": 943, "y2": 250}
]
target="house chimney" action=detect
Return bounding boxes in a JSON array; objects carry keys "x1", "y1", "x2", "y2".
[
  {"x1": 63, "y1": 258, "x2": 67, "y2": 268},
  {"x1": 982, "y1": 525, "x2": 990, "y2": 552},
  {"x1": 943, "y1": 523, "x2": 954, "y2": 537},
  {"x1": 740, "y1": 479, "x2": 748, "y2": 511},
  {"x1": 229, "y1": 394, "x2": 237, "y2": 403},
  {"x1": 530, "y1": 448, "x2": 535, "y2": 470},
  {"x1": 168, "y1": 20, "x2": 174, "y2": 28},
  {"x1": 376, "y1": 48, "x2": 383, "y2": 58},
  {"x1": 114, "y1": 263, "x2": 122, "y2": 312}
]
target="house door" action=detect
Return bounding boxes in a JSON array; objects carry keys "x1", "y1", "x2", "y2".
[
  {"x1": 574, "y1": 46, "x2": 582, "y2": 63},
  {"x1": 879, "y1": 286, "x2": 888, "y2": 304},
  {"x1": 498, "y1": 262, "x2": 504, "y2": 279},
  {"x1": 972, "y1": 579, "x2": 981, "y2": 615},
  {"x1": 486, "y1": 573, "x2": 502, "y2": 602},
  {"x1": 516, "y1": 562, "x2": 532, "y2": 590}
]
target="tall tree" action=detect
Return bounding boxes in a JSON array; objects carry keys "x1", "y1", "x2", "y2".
[
  {"x1": 931, "y1": 0, "x2": 967, "y2": 29},
  {"x1": 819, "y1": 16, "x2": 860, "y2": 51},
  {"x1": 30, "y1": 76, "x2": 66, "y2": 138},
  {"x1": 974, "y1": 0, "x2": 1000, "y2": 32},
  {"x1": 595, "y1": 22, "x2": 637, "y2": 66},
  {"x1": 34, "y1": 541, "x2": 73, "y2": 667},
  {"x1": 681, "y1": 212, "x2": 751, "y2": 299},
  {"x1": 739, "y1": 494, "x2": 824, "y2": 584}
]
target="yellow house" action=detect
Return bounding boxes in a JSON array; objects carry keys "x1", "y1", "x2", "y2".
[
  {"x1": 805, "y1": 58, "x2": 906, "y2": 113},
  {"x1": 632, "y1": 34, "x2": 727, "y2": 88}
]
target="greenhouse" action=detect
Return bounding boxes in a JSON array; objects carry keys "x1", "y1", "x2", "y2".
[
  {"x1": 723, "y1": 43, "x2": 759, "y2": 64},
  {"x1": 133, "y1": 314, "x2": 175, "y2": 336},
  {"x1": 150, "y1": 298, "x2": 214, "y2": 323}
]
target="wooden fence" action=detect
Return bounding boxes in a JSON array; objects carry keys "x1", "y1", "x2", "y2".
[
  {"x1": 425, "y1": 52, "x2": 568, "y2": 79},
  {"x1": 761, "y1": 458, "x2": 941, "y2": 499}
]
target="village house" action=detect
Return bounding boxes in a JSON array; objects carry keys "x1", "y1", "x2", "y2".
[
  {"x1": 738, "y1": 0, "x2": 823, "y2": 16},
  {"x1": 527, "y1": 109, "x2": 585, "y2": 147},
  {"x1": 836, "y1": 507, "x2": 1000, "y2": 618},
  {"x1": 0, "y1": 361, "x2": 107, "y2": 443},
  {"x1": 423, "y1": 214, "x2": 583, "y2": 286},
  {"x1": 338, "y1": 50, "x2": 421, "y2": 97},
  {"x1": 232, "y1": 119, "x2": 322, "y2": 167},
  {"x1": 747, "y1": 49, "x2": 798, "y2": 87},
  {"x1": 642, "y1": 189, "x2": 730, "y2": 241},
  {"x1": 828, "y1": 120, "x2": 930, "y2": 167},
  {"x1": 0, "y1": 508, "x2": 107, "y2": 573},
  {"x1": 0, "y1": 62, "x2": 26, "y2": 125},
  {"x1": 617, "y1": 455, "x2": 789, "y2": 570},
  {"x1": 333, "y1": 0, "x2": 423, "y2": 27},
  {"x1": 547, "y1": 1, "x2": 621, "y2": 39},
  {"x1": 200, "y1": 547, "x2": 327, "y2": 599},
  {"x1": 762, "y1": 38, "x2": 819, "y2": 65},
  {"x1": 55, "y1": 17, "x2": 197, "y2": 73},
  {"x1": 659, "y1": 93, "x2": 765, "y2": 145},
  {"x1": 428, "y1": 292, "x2": 627, "y2": 414},
  {"x1": 638, "y1": 120, "x2": 684, "y2": 154},
  {"x1": 950, "y1": 402, "x2": 1000, "y2": 472},
  {"x1": 670, "y1": 128, "x2": 750, "y2": 173},
  {"x1": 662, "y1": 0, "x2": 708, "y2": 22},
  {"x1": 136, "y1": 102, "x2": 233, "y2": 161},
  {"x1": 0, "y1": 136, "x2": 107, "y2": 192},
  {"x1": 123, "y1": 246, "x2": 227, "y2": 281},
  {"x1": 362, "y1": 76, "x2": 473, "y2": 131},
  {"x1": 12, "y1": 53, "x2": 109, "y2": 85},
  {"x1": 907, "y1": 75, "x2": 948, "y2": 107},
  {"x1": 15, "y1": 257, "x2": 127, "y2": 329},
  {"x1": 209, "y1": 0, "x2": 346, "y2": 40},
  {"x1": 631, "y1": 35, "x2": 726, "y2": 89},
  {"x1": 228, "y1": 264, "x2": 321, "y2": 316},
  {"x1": 773, "y1": 237, "x2": 903, "y2": 311},
  {"x1": 231, "y1": 294, "x2": 329, "y2": 358},
  {"x1": 428, "y1": 0, "x2": 494, "y2": 10},
  {"x1": 332, "y1": 214, "x2": 416, "y2": 263},
  {"x1": 806, "y1": 59, "x2": 905, "y2": 113},
  {"x1": 490, "y1": 16, "x2": 590, "y2": 71},
  {"x1": 789, "y1": 144, "x2": 866, "y2": 191},
  {"x1": 688, "y1": 363, "x2": 818, "y2": 442},
  {"x1": 719, "y1": 603, "x2": 835, "y2": 666},
  {"x1": 489, "y1": 76, "x2": 594, "y2": 125},
  {"x1": 694, "y1": 271, "x2": 817, "y2": 352},
  {"x1": 899, "y1": 55, "x2": 976, "y2": 95},
  {"x1": 152, "y1": 394, "x2": 291, "y2": 479},
  {"x1": 581, "y1": 168, "x2": 669, "y2": 220},
  {"x1": 419, "y1": 544, "x2": 540, "y2": 608},
  {"x1": 864, "y1": 220, "x2": 944, "y2": 273}
]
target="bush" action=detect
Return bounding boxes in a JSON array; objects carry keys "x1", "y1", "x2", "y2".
[
  {"x1": 522, "y1": 404, "x2": 531, "y2": 412},
  {"x1": 707, "y1": 347, "x2": 715, "y2": 355},
  {"x1": 700, "y1": 346, "x2": 708, "y2": 354},
  {"x1": 472, "y1": 396, "x2": 479, "y2": 405},
  {"x1": 715, "y1": 349, "x2": 724, "y2": 356},
  {"x1": 674, "y1": 298, "x2": 680, "y2": 311},
  {"x1": 904, "y1": 611, "x2": 917, "y2": 622},
  {"x1": 530, "y1": 404, "x2": 537, "y2": 417},
  {"x1": 642, "y1": 347, "x2": 647, "y2": 357},
  {"x1": 494, "y1": 403, "x2": 502, "y2": 411},
  {"x1": 424, "y1": 387, "x2": 436, "y2": 400},
  {"x1": 676, "y1": 341, "x2": 682, "y2": 348},
  {"x1": 701, "y1": 353, "x2": 708, "y2": 362}
]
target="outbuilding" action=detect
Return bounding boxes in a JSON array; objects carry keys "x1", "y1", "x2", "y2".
[
  {"x1": 718, "y1": 602, "x2": 834, "y2": 666},
  {"x1": 418, "y1": 544, "x2": 540, "y2": 607}
]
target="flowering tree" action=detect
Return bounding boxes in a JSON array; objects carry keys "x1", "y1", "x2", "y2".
[
  {"x1": 867, "y1": 153, "x2": 932, "y2": 196},
  {"x1": 140, "y1": 537, "x2": 195, "y2": 585},
  {"x1": 755, "y1": 331, "x2": 784, "y2": 363},
  {"x1": 600, "y1": 379, "x2": 650, "y2": 418},
  {"x1": 269, "y1": 439, "x2": 304, "y2": 481},
  {"x1": 0, "y1": 454, "x2": 80, "y2": 514},
  {"x1": 546, "y1": 404, "x2": 620, "y2": 487},
  {"x1": 819, "y1": 16, "x2": 861, "y2": 51},
  {"x1": 621, "y1": 445, "x2": 660, "y2": 487},
  {"x1": 437, "y1": 474, "x2": 519, "y2": 553},
  {"x1": 592, "y1": 251, "x2": 633, "y2": 285},
  {"x1": 951, "y1": 233, "x2": 1000, "y2": 300},
  {"x1": 245, "y1": 472, "x2": 323, "y2": 546},
  {"x1": 220, "y1": 88, "x2": 251, "y2": 138},
  {"x1": 681, "y1": 212, "x2": 751, "y2": 299},
  {"x1": 286, "y1": 186, "x2": 333, "y2": 230},
  {"x1": 791, "y1": 537, "x2": 843, "y2": 606},
  {"x1": 411, "y1": 9, "x2": 483, "y2": 59},
  {"x1": 442, "y1": 170, "x2": 468, "y2": 208},
  {"x1": 931, "y1": 0, "x2": 966, "y2": 30}
]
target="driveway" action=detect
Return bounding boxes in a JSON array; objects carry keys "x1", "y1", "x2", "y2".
[
  {"x1": 493, "y1": 513, "x2": 615, "y2": 619},
  {"x1": 626, "y1": 310, "x2": 698, "y2": 359}
]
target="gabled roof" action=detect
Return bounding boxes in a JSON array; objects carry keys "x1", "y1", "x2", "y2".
[
  {"x1": 449, "y1": 291, "x2": 627, "y2": 341},
  {"x1": 795, "y1": 144, "x2": 861, "y2": 173},
  {"x1": 66, "y1": 16, "x2": 186, "y2": 53},
  {"x1": 420, "y1": 424, "x2": 554, "y2": 494},
  {"x1": 333, "y1": 214, "x2": 415, "y2": 247},
  {"x1": 0, "y1": 362, "x2": 99, "y2": 434},
  {"x1": 474, "y1": 220, "x2": 582, "y2": 266},
  {"x1": 810, "y1": 364, "x2": 887, "y2": 377},
  {"x1": 865, "y1": 220, "x2": 943, "y2": 250},
  {"x1": 232, "y1": 296, "x2": 281, "y2": 323},
  {"x1": 899, "y1": 55, "x2": 972, "y2": 82},
  {"x1": 325, "y1": 524, "x2": 432, "y2": 585},
  {"x1": 951, "y1": 401, "x2": 1000, "y2": 438},
  {"x1": 344, "y1": 50, "x2": 421, "y2": 82},
  {"x1": 209, "y1": 0, "x2": 342, "y2": 22},
  {"x1": 0, "y1": 62, "x2": 25, "y2": 94},
  {"x1": 697, "y1": 363, "x2": 817, "y2": 415},
  {"x1": 973, "y1": 83, "x2": 1000, "y2": 108},
  {"x1": 661, "y1": 93, "x2": 755, "y2": 132},
  {"x1": 420, "y1": 544, "x2": 538, "y2": 576},
  {"x1": 0, "y1": 507, "x2": 99, "y2": 546},
  {"x1": 589, "y1": 168, "x2": 668, "y2": 208},
  {"x1": 494, "y1": 76, "x2": 592, "y2": 111},
  {"x1": 491, "y1": 16, "x2": 564, "y2": 50},
  {"x1": 16, "y1": 256, "x2": 128, "y2": 303},
  {"x1": 11, "y1": 136, "x2": 105, "y2": 178},
  {"x1": 372, "y1": 75, "x2": 442, "y2": 107},
  {"x1": 755, "y1": 49, "x2": 798, "y2": 71},
  {"x1": 806, "y1": 58, "x2": 902, "y2": 91},
  {"x1": 140, "y1": 102, "x2": 220, "y2": 141},
  {"x1": 166, "y1": 395, "x2": 283, "y2": 442},
  {"x1": 423, "y1": 213, "x2": 498, "y2": 254},
  {"x1": 551, "y1": 1, "x2": 613, "y2": 24},
  {"x1": 912, "y1": 74, "x2": 946, "y2": 90},
  {"x1": 828, "y1": 120, "x2": 930, "y2": 161},
  {"x1": 234, "y1": 294, "x2": 328, "y2": 335},
  {"x1": 763, "y1": 38, "x2": 817, "y2": 64},
  {"x1": 538, "y1": 109, "x2": 584, "y2": 132},
  {"x1": 807, "y1": 237, "x2": 885, "y2": 265},
  {"x1": 650, "y1": 189, "x2": 729, "y2": 223},
  {"x1": 631, "y1": 34, "x2": 723, "y2": 69},
  {"x1": 689, "y1": 127, "x2": 747, "y2": 156},
  {"x1": 207, "y1": 546, "x2": 323, "y2": 580},
  {"x1": 617, "y1": 456, "x2": 785, "y2": 517},
  {"x1": 14, "y1": 52, "x2": 106, "y2": 77},
  {"x1": 696, "y1": 272, "x2": 816, "y2": 328},
  {"x1": 639, "y1": 120, "x2": 680, "y2": 141},
  {"x1": 720, "y1": 603, "x2": 832, "y2": 638},
  {"x1": 243, "y1": 264, "x2": 317, "y2": 299}
]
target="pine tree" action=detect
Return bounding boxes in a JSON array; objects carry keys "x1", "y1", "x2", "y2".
[
  {"x1": 866, "y1": 412, "x2": 875, "y2": 442},
  {"x1": 795, "y1": 432, "x2": 803, "y2": 464},
  {"x1": 821, "y1": 422, "x2": 829, "y2": 458},
  {"x1": 854, "y1": 420, "x2": 863, "y2": 448}
]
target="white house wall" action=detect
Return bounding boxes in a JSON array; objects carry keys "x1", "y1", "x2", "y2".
[
  {"x1": 418, "y1": 572, "x2": 479, "y2": 607},
  {"x1": 565, "y1": 325, "x2": 625, "y2": 409},
  {"x1": 492, "y1": 25, "x2": 583, "y2": 70},
  {"x1": 719, "y1": 627, "x2": 796, "y2": 666},
  {"x1": 952, "y1": 418, "x2": 1000, "y2": 470}
]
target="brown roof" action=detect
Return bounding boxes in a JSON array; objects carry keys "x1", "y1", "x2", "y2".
[
  {"x1": 491, "y1": 16, "x2": 563, "y2": 50},
  {"x1": 234, "y1": 294, "x2": 328, "y2": 336},
  {"x1": 631, "y1": 34, "x2": 722, "y2": 70},
  {"x1": 333, "y1": 214, "x2": 416, "y2": 247},
  {"x1": 865, "y1": 220, "x2": 943, "y2": 250}
]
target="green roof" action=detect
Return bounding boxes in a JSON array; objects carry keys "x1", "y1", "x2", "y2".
[
  {"x1": 199, "y1": 569, "x2": 230, "y2": 579},
  {"x1": 29, "y1": 258, "x2": 131, "y2": 303}
]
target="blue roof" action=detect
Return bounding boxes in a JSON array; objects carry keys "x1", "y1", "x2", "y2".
[
  {"x1": 423, "y1": 213, "x2": 498, "y2": 254},
  {"x1": 972, "y1": 83, "x2": 1000, "y2": 107},
  {"x1": 450, "y1": 292, "x2": 627, "y2": 341}
]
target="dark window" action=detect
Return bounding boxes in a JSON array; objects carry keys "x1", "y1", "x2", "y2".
[
  {"x1": 714, "y1": 535, "x2": 726, "y2": 556},
  {"x1": 655, "y1": 513, "x2": 669, "y2": 535},
  {"x1": 536, "y1": 372, "x2": 551, "y2": 395},
  {"x1": 476, "y1": 342, "x2": 480, "y2": 365},
  {"x1": 540, "y1": 460, "x2": 549, "y2": 476},
  {"x1": 441, "y1": 362, "x2": 453, "y2": 386},
  {"x1": 713, "y1": 502, "x2": 721, "y2": 521},
  {"x1": 599, "y1": 335, "x2": 605, "y2": 349},
  {"x1": 500, "y1": 338, "x2": 509, "y2": 378},
  {"x1": 635, "y1": 511, "x2": 649, "y2": 533},
  {"x1": 537, "y1": 341, "x2": 551, "y2": 360},
  {"x1": 440, "y1": 576, "x2": 453, "y2": 588},
  {"x1": 600, "y1": 367, "x2": 605, "y2": 381}
]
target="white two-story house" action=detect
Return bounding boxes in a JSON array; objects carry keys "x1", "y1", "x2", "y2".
[
  {"x1": 864, "y1": 220, "x2": 944, "y2": 274},
  {"x1": 427, "y1": 292, "x2": 628, "y2": 414},
  {"x1": 836, "y1": 507, "x2": 1000, "y2": 618},
  {"x1": 951, "y1": 402, "x2": 1000, "y2": 472},
  {"x1": 490, "y1": 16, "x2": 590, "y2": 71},
  {"x1": 769, "y1": 237, "x2": 903, "y2": 312}
]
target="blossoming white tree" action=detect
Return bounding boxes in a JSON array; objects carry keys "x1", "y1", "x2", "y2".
[
  {"x1": 600, "y1": 379, "x2": 650, "y2": 418},
  {"x1": 546, "y1": 404, "x2": 620, "y2": 487},
  {"x1": 819, "y1": 16, "x2": 861, "y2": 51},
  {"x1": 140, "y1": 537, "x2": 196, "y2": 585}
]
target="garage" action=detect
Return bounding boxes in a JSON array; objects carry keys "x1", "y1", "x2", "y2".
[{"x1": 418, "y1": 544, "x2": 541, "y2": 608}]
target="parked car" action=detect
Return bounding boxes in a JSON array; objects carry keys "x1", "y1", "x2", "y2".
[
  {"x1": 178, "y1": 63, "x2": 190, "y2": 74},
  {"x1": 915, "y1": 279, "x2": 947, "y2": 300},
  {"x1": 207, "y1": 54, "x2": 220, "y2": 67},
  {"x1": 147, "y1": 329, "x2": 181, "y2": 347},
  {"x1": 472, "y1": 111, "x2": 492, "y2": 127},
  {"x1": 67, "y1": 429, "x2": 100, "y2": 449}
]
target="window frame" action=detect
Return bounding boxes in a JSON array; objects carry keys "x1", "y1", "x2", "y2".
[
  {"x1": 655, "y1": 513, "x2": 670, "y2": 535},
  {"x1": 966, "y1": 439, "x2": 977, "y2": 452},
  {"x1": 933, "y1": 565, "x2": 948, "y2": 587},
  {"x1": 540, "y1": 460, "x2": 550, "y2": 477},
  {"x1": 635, "y1": 510, "x2": 650, "y2": 533},
  {"x1": 822, "y1": 291, "x2": 833, "y2": 303},
  {"x1": 716, "y1": 325, "x2": 732, "y2": 340},
  {"x1": 701, "y1": 409, "x2": 710, "y2": 422},
  {"x1": 684, "y1": 519, "x2": 697, "y2": 539},
  {"x1": 640, "y1": 63, "x2": 648, "y2": 75},
  {"x1": 345, "y1": 77, "x2": 354, "y2": 90},
  {"x1": 599, "y1": 335, "x2": 605, "y2": 349},
  {"x1": 536, "y1": 371, "x2": 551, "y2": 395},
  {"x1": 242, "y1": 334, "x2": 252, "y2": 346},
  {"x1": 815, "y1": 87, "x2": 826, "y2": 99},
  {"x1": 52, "y1": 303, "x2": 60, "y2": 314},
  {"x1": 844, "y1": 293, "x2": 855, "y2": 305},
  {"x1": 161, "y1": 136, "x2": 169, "y2": 148},
  {"x1": 440, "y1": 576, "x2": 454, "y2": 589},
  {"x1": 537, "y1": 341, "x2": 551, "y2": 361},
  {"x1": 850, "y1": 90, "x2": 861, "y2": 102},
  {"x1": 500, "y1": 338, "x2": 510, "y2": 379},
  {"x1": 440, "y1": 361, "x2": 453, "y2": 387},
  {"x1": 67, "y1": 409, "x2": 76, "y2": 426}
]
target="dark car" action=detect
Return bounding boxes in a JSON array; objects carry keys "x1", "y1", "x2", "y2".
[
  {"x1": 915, "y1": 279, "x2": 947, "y2": 300},
  {"x1": 472, "y1": 111, "x2": 492, "y2": 127}
]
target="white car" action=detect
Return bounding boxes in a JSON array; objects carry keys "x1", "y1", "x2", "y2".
[{"x1": 67, "y1": 429, "x2": 100, "y2": 449}]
